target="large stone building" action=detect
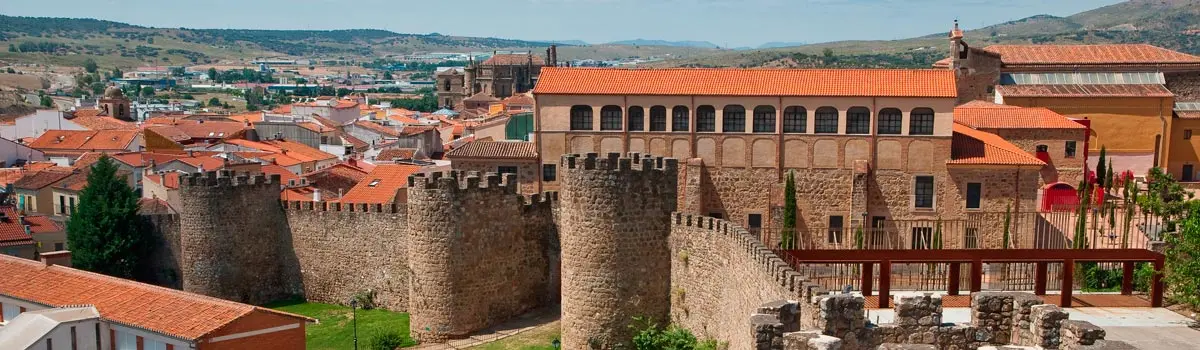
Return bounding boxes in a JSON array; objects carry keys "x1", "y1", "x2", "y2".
[
  {"x1": 939, "y1": 21, "x2": 1200, "y2": 180},
  {"x1": 436, "y1": 48, "x2": 557, "y2": 109},
  {"x1": 531, "y1": 67, "x2": 1078, "y2": 249}
]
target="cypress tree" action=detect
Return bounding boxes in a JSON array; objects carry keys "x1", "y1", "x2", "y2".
[
  {"x1": 932, "y1": 217, "x2": 943, "y2": 250},
  {"x1": 66, "y1": 156, "x2": 148, "y2": 279},
  {"x1": 782, "y1": 171, "x2": 797, "y2": 249},
  {"x1": 1002, "y1": 204, "x2": 1011, "y2": 249}
]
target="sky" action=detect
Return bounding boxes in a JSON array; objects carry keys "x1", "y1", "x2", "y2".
[{"x1": 0, "y1": 0, "x2": 1123, "y2": 48}]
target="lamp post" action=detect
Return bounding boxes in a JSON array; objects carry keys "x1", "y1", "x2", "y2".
[{"x1": 349, "y1": 298, "x2": 359, "y2": 350}]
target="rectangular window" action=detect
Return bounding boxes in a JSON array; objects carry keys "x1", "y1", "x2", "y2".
[
  {"x1": 94, "y1": 324, "x2": 101, "y2": 349},
  {"x1": 115, "y1": 331, "x2": 136, "y2": 350},
  {"x1": 752, "y1": 108, "x2": 775, "y2": 133},
  {"x1": 599, "y1": 108, "x2": 622, "y2": 131},
  {"x1": 1064, "y1": 141, "x2": 1077, "y2": 158},
  {"x1": 846, "y1": 109, "x2": 871, "y2": 134},
  {"x1": 911, "y1": 227, "x2": 933, "y2": 250},
  {"x1": 1187, "y1": 130, "x2": 1193, "y2": 140},
  {"x1": 649, "y1": 107, "x2": 667, "y2": 132},
  {"x1": 814, "y1": 111, "x2": 838, "y2": 134},
  {"x1": 672, "y1": 107, "x2": 689, "y2": 132},
  {"x1": 68, "y1": 198, "x2": 75, "y2": 215},
  {"x1": 827, "y1": 215, "x2": 844, "y2": 244},
  {"x1": 966, "y1": 182, "x2": 982, "y2": 209},
  {"x1": 46, "y1": 338, "x2": 52, "y2": 350},
  {"x1": 747, "y1": 214, "x2": 762, "y2": 229},
  {"x1": 782, "y1": 107, "x2": 806, "y2": 133},
  {"x1": 964, "y1": 228, "x2": 979, "y2": 249},
  {"x1": 1184, "y1": 164, "x2": 1195, "y2": 182},
  {"x1": 497, "y1": 166, "x2": 518, "y2": 175},
  {"x1": 2, "y1": 303, "x2": 20, "y2": 322},
  {"x1": 877, "y1": 112, "x2": 903, "y2": 135},
  {"x1": 628, "y1": 107, "x2": 645, "y2": 131},
  {"x1": 722, "y1": 108, "x2": 745, "y2": 133},
  {"x1": 909, "y1": 112, "x2": 935, "y2": 135},
  {"x1": 914, "y1": 176, "x2": 935, "y2": 209},
  {"x1": 143, "y1": 338, "x2": 168, "y2": 350},
  {"x1": 55, "y1": 242, "x2": 64, "y2": 251},
  {"x1": 542, "y1": 164, "x2": 557, "y2": 182},
  {"x1": 58, "y1": 195, "x2": 65, "y2": 215}
]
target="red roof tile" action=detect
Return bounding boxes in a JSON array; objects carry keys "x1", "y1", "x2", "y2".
[
  {"x1": 446, "y1": 141, "x2": 537, "y2": 159},
  {"x1": 353, "y1": 121, "x2": 402, "y2": 137},
  {"x1": 533, "y1": 67, "x2": 958, "y2": 98},
  {"x1": 29, "y1": 130, "x2": 139, "y2": 152},
  {"x1": 0, "y1": 254, "x2": 310, "y2": 340},
  {"x1": 339, "y1": 164, "x2": 423, "y2": 204},
  {"x1": 950, "y1": 124, "x2": 1046, "y2": 167},
  {"x1": 376, "y1": 148, "x2": 418, "y2": 162},
  {"x1": 0, "y1": 168, "x2": 26, "y2": 186},
  {"x1": 22, "y1": 215, "x2": 61, "y2": 235},
  {"x1": 13, "y1": 169, "x2": 73, "y2": 190},
  {"x1": 261, "y1": 164, "x2": 300, "y2": 184},
  {"x1": 138, "y1": 198, "x2": 176, "y2": 215},
  {"x1": 984, "y1": 44, "x2": 1200, "y2": 66},
  {"x1": 146, "y1": 172, "x2": 182, "y2": 189},
  {"x1": 171, "y1": 121, "x2": 246, "y2": 139},
  {"x1": 68, "y1": 110, "x2": 136, "y2": 130},
  {"x1": 0, "y1": 206, "x2": 34, "y2": 247},
  {"x1": 954, "y1": 101, "x2": 1086, "y2": 129},
  {"x1": 996, "y1": 84, "x2": 1174, "y2": 98}
]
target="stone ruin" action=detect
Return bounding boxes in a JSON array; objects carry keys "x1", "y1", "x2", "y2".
[{"x1": 750, "y1": 292, "x2": 1136, "y2": 350}]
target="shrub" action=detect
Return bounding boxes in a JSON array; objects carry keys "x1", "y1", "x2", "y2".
[
  {"x1": 353, "y1": 289, "x2": 377, "y2": 310},
  {"x1": 629, "y1": 317, "x2": 723, "y2": 350},
  {"x1": 367, "y1": 330, "x2": 411, "y2": 350}
]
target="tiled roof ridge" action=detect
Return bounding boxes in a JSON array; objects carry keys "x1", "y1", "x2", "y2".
[
  {"x1": 542, "y1": 66, "x2": 952, "y2": 72},
  {"x1": 951, "y1": 123, "x2": 1045, "y2": 166}
]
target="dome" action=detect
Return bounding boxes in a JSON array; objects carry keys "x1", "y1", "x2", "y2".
[{"x1": 103, "y1": 86, "x2": 124, "y2": 99}]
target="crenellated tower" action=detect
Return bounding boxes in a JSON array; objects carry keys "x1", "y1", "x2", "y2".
[
  {"x1": 558, "y1": 153, "x2": 678, "y2": 349},
  {"x1": 177, "y1": 170, "x2": 301, "y2": 305},
  {"x1": 406, "y1": 171, "x2": 557, "y2": 343}
]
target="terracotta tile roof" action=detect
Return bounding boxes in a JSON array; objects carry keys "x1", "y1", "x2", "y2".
[
  {"x1": 533, "y1": 67, "x2": 958, "y2": 98},
  {"x1": 281, "y1": 186, "x2": 327, "y2": 201},
  {"x1": 483, "y1": 54, "x2": 542, "y2": 66},
  {"x1": 13, "y1": 169, "x2": 73, "y2": 190},
  {"x1": 401, "y1": 125, "x2": 437, "y2": 136},
  {"x1": 446, "y1": 141, "x2": 537, "y2": 159},
  {"x1": 996, "y1": 84, "x2": 1174, "y2": 98},
  {"x1": 174, "y1": 156, "x2": 227, "y2": 171},
  {"x1": 950, "y1": 123, "x2": 1046, "y2": 167},
  {"x1": 1178, "y1": 111, "x2": 1200, "y2": 120},
  {"x1": 171, "y1": 121, "x2": 246, "y2": 140},
  {"x1": 271, "y1": 105, "x2": 292, "y2": 114},
  {"x1": 138, "y1": 198, "x2": 176, "y2": 215},
  {"x1": 261, "y1": 139, "x2": 336, "y2": 163},
  {"x1": 932, "y1": 57, "x2": 952, "y2": 68},
  {"x1": 954, "y1": 101, "x2": 1085, "y2": 129},
  {"x1": 295, "y1": 99, "x2": 358, "y2": 109},
  {"x1": 339, "y1": 164, "x2": 423, "y2": 204},
  {"x1": 0, "y1": 168, "x2": 26, "y2": 186},
  {"x1": 310, "y1": 115, "x2": 344, "y2": 129},
  {"x1": 29, "y1": 130, "x2": 139, "y2": 152},
  {"x1": 146, "y1": 172, "x2": 181, "y2": 189},
  {"x1": 145, "y1": 125, "x2": 191, "y2": 142},
  {"x1": 0, "y1": 254, "x2": 310, "y2": 340},
  {"x1": 261, "y1": 164, "x2": 300, "y2": 184},
  {"x1": 227, "y1": 112, "x2": 265, "y2": 124},
  {"x1": 68, "y1": 110, "x2": 136, "y2": 131},
  {"x1": 22, "y1": 215, "x2": 61, "y2": 235},
  {"x1": 984, "y1": 44, "x2": 1200, "y2": 66},
  {"x1": 353, "y1": 121, "x2": 402, "y2": 137},
  {"x1": 464, "y1": 92, "x2": 500, "y2": 103},
  {"x1": 376, "y1": 148, "x2": 418, "y2": 162},
  {"x1": 0, "y1": 206, "x2": 34, "y2": 247},
  {"x1": 303, "y1": 162, "x2": 370, "y2": 182},
  {"x1": 22, "y1": 162, "x2": 58, "y2": 172}
]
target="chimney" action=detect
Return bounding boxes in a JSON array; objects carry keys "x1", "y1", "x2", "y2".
[
  {"x1": 40, "y1": 250, "x2": 72, "y2": 267},
  {"x1": 313, "y1": 188, "x2": 321, "y2": 202},
  {"x1": 549, "y1": 45, "x2": 558, "y2": 67}
]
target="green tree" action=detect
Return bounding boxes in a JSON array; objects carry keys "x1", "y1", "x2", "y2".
[
  {"x1": 140, "y1": 86, "x2": 155, "y2": 97},
  {"x1": 7, "y1": 44, "x2": 15, "y2": 53},
  {"x1": 83, "y1": 58, "x2": 98, "y2": 74},
  {"x1": 1096, "y1": 147, "x2": 1107, "y2": 189},
  {"x1": 782, "y1": 171, "x2": 797, "y2": 249},
  {"x1": 110, "y1": 68, "x2": 124, "y2": 80},
  {"x1": 1166, "y1": 201, "x2": 1200, "y2": 308},
  {"x1": 66, "y1": 156, "x2": 148, "y2": 278},
  {"x1": 336, "y1": 87, "x2": 350, "y2": 97},
  {"x1": 932, "y1": 217, "x2": 943, "y2": 249},
  {"x1": 382, "y1": 71, "x2": 393, "y2": 80},
  {"x1": 1139, "y1": 167, "x2": 1192, "y2": 229},
  {"x1": 207, "y1": 68, "x2": 218, "y2": 82},
  {"x1": 39, "y1": 95, "x2": 53, "y2": 107},
  {"x1": 1123, "y1": 179, "x2": 1138, "y2": 249},
  {"x1": 1074, "y1": 179, "x2": 1091, "y2": 249},
  {"x1": 208, "y1": 97, "x2": 221, "y2": 107},
  {"x1": 1002, "y1": 204, "x2": 1011, "y2": 249}
]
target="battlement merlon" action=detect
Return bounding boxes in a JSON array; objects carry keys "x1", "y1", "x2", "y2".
[
  {"x1": 406, "y1": 171, "x2": 518, "y2": 193},
  {"x1": 561, "y1": 152, "x2": 679, "y2": 175},
  {"x1": 181, "y1": 170, "x2": 281, "y2": 188},
  {"x1": 282, "y1": 200, "x2": 401, "y2": 213}
]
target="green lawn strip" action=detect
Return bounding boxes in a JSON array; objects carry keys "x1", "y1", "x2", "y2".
[
  {"x1": 267, "y1": 299, "x2": 416, "y2": 349},
  {"x1": 470, "y1": 321, "x2": 560, "y2": 350}
]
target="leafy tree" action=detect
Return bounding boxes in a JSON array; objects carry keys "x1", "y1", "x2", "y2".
[
  {"x1": 782, "y1": 171, "x2": 797, "y2": 249},
  {"x1": 7, "y1": 44, "x2": 15, "y2": 52},
  {"x1": 83, "y1": 58, "x2": 98, "y2": 73},
  {"x1": 1074, "y1": 179, "x2": 1091, "y2": 249},
  {"x1": 336, "y1": 87, "x2": 350, "y2": 97},
  {"x1": 1123, "y1": 179, "x2": 1138, "y2": 248},
  {"x1": 629, "y1": 317, "x2": 720, "y2": 350},
  {"x1": 1166, "y1": 201, "x2": 1200, "y2": 308},
  {"x1": 39, "y1": 95, "x2": 53, "y2": 107},
  {"x1": 207, "y1": 68, "x2": 218, "y2": 82},
  {"x1": 140, "y1": 86, "x2": 155, "y2": 97},
  {"x1": 1139, "y1": 167, "x2": 1192, "y2": 228},
  {"x1": 382, "y1": 71, "x2": 392, "y2": 80},
  {"x1": 208, "y1": 97, "x2": 221, "y2": 107},
  {"x1": 110, "y1": 68, "x2": 124, "y2": 80},
  {"x1": 66, "y1": 156, "x2": 148, "y2": 279}
]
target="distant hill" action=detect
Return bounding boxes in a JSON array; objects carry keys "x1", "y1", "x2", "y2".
[
  {"x1": 543, "y1": 40, "x2": 590, "y2": 46},
  {"x1": 657, "y1": 0, "x2": 1200, "y2": 68},
  {"x1": 607, "y1": 39, "x2": 720, "y2": 49},
  {"x1": 757, "y1": 42, "x2": 808, "y2": 49},
  {"x1": 0, "y1": 15, "x2": 558, "y2": 68}
]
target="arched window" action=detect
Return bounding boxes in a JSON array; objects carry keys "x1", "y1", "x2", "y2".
[
  {"x1": 723, "y1": 105, "x2": 746, "y2": 132},
  {"x1": 696, "y1": 105, "x2": 716, "y2": 132},
  {"x1": 649, "y1": 106, "x2": 668, "y2": 131},
  {"x1": 878, "y1": 108, "x2": 903, "y2": 135},
  {"x1": 600, "y1": 105, "x2": 622, "y2": 131},
  {"x1": 628, "y1": 106, "x2": 645, "y2": 131},
  {"x1": 672, "y1": 106, "x2": 690, "y2": 132},
  {"x1": 910, "y1": 108, "x2": 935, "y2": 135},
  {"x1": 814, "y1": 107, "x2": 839, "y2": 134},
  {"x1": 443, "y1": 79, "x2": 451, "y2": 92},
  {"x1": 752, "y1": 106, "x2": 776, "y2": 133},
  {"x1": 846, "y1": 107, "x2": 871, "y2": 134},
  {"x1": 570, "y1": 105, "x2": 592, "y2": 130},
  {"x1": 783, "y1": 106, "x2": 806, "y2": 133}
]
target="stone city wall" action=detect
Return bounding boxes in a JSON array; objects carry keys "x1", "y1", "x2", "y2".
[
  {"x1": 283, "y1": 201, "x2": 410, "y2": 310},
  {"x1": 559, "y1": 152, "x2": 678, "y2": 350},
  {"x1": 407, "y1": 171, "x2": 557, "y2": 342},
  {"x1": 142, "y1": 213, "x2": 181, "y2": 289},
  {"x1": 669, "y1": 213, "x2": 818, "y2": 349},
  {"x1": 1166, "y1": 71, "x2": 1200, "y2": 101}
]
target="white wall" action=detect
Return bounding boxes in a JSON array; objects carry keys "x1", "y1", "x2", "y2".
[
  {"x1": 19, "y1": 318, "x2": 105, "y2": 350},
  {"x1": 0, "y1": 110, "x2": 85, "y2": 141},
  {"x1": 0, "y1": 137, "x2": 46, "y2": 167}
]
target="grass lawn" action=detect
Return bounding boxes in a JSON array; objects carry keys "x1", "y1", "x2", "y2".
[
  {"x1": 469, "y1": 321, "x2": 561, "y2": 350},
  {"x1": 266, "y1": 298, "x2": 416, "y2": 350}
]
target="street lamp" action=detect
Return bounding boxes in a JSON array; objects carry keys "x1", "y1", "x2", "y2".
[{"x1": 349, "y1": 298, "x2": 359, "y2": 350}]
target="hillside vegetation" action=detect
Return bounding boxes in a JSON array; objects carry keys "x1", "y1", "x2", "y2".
[{"x1": 657, "y1": 0, "x2": 1200, "y2": 68}]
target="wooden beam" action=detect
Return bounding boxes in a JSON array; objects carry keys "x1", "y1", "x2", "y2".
[
  {"x1": 970, "y1": 259, "x2": 982, "y2": 293},
  {"x1": 1062, "y1": 259, "x2": 1074, "y2": 308},
  {"x1": 1034, "y1": 262, "x2": 1048, "y2": 296},
  {"x1": 879, "y1": 260, "x2": 891, "y2": 309},
  {"x1": 1121, "y1": 261, "x2": 1135, "y2": 295},
  {"x1": 778, "y1": 248, "x2": 1162, "y2": 263},
  {"x1": 1152, "y1": 258, "x2": 1165, "y2": 307},
  {"x1": 861, "y1": 262, "x2": 874, "y2": 297},
  {"x1": 947, "y1": 263, "x2": 960, "y2": 296}
]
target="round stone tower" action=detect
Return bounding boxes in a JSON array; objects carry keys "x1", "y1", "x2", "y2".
[
  {"x1": 178, "y1": 170, "x2": 296, "y2": 304},
  {"x1": 405, "y1": 171, "x2": 462, "y2": 343},
  {"x1": 559, "y1": 153, "x2": 678, "y2": 349}
]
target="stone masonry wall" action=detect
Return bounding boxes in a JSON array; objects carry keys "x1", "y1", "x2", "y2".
[
  {"x1": 1167, "y1": 71, "x2": 1200, "y2": 101},
  {"x1": 407, "y1": 171, "x2": 556, "y2": 342},
  {"x1": 178, "y1": 171, "x2": 302, "y2": 305},
  {"x1": 283, "y1": 202, "x2": 410, "y2": 310},
  {"x1": 142, "y1": 213, "x2": 181, "y2": 289},
  {"x1": 559, "y1": 153, "x2": 678, "y2": 350},
  {"x1": 669, "y1": 213, "x2": 813, "y2": 349}
]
